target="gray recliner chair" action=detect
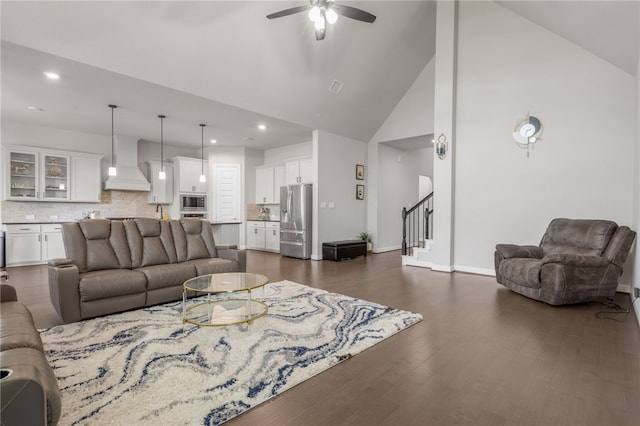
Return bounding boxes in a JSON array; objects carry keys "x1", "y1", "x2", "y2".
[{"x1": 495, "y1": 218, "x2": 636, "y2": 305}]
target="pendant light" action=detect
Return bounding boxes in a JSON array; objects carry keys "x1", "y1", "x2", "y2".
[
  {"x1": 199, "y1": 124, "x2": 206, "y2": 183},
  {"x1": 158, "y1": 114, "x2": 166, "y2": 180},
  {"x1": 108, "y1": 104, "x2": 118, "y2": 176}
]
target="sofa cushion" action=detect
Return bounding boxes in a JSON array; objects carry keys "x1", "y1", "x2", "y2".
[
  {"x1": 136, "y1": 263, "x2": 196, "y2": 290},
  {"x1": 126, "y1": 219, "x2": 177, "y2": 268},
  {"x1": 64, "y1": 220, "x2": 131, "y2": 272},
  {"x1": 171, "y1": 219, "x2": 217, "y2": 262},
  {"x1": 0, "y1": 301, "x2": 44, "y2": 352},
  {"x1": 541, "y1": 218, "x2": 617, "y2": 257},
  {"x1": 79, "y1": 269, "x2": 147, "y2": 302},
  {"x1": 186, "y1": 258, "x2": 241, "y2": 276},
  {"x1": 498, "y1": 258, "x2": 542, "y2": 289}
]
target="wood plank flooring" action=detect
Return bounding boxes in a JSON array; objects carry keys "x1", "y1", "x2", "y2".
[{"x1": 5, "y1": 250, "x2": 640, "y2": 425}]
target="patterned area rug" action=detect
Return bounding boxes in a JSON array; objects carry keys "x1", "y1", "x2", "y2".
[{"x1": 41, "y1": 280, "x2": 422, "y2": 425}]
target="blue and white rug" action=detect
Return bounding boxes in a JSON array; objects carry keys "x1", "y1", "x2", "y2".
[{"x1": 40, "y1": 280, "x2": 422, "y2": 425}]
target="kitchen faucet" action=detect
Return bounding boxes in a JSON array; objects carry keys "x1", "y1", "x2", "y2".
[{"x1": 156, "y1": 204, "x2": 163, "y2": 219}]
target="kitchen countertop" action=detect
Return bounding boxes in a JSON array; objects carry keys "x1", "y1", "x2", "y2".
[
  {"x1": 246, "y1": 219, "x2": 280, "y2": 222},
  {"x1": 2, "y1": 221, "x2": 77, "y2": 225}
]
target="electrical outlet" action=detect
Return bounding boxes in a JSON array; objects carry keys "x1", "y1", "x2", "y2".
[{"x1": 25, "y1": 214, "x2": 34, "y2": 220}]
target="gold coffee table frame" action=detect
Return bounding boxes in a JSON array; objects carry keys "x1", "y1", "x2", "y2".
[{"x1": 182, "y1": 272, "x2": 269, "y2": 327}]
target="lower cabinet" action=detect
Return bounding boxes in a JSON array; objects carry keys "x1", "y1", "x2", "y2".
[
  {"x1": 246, "y1": 221, "x2": 280, "y2": 252},
  {"x1": 4, "y1": 223, "x2": 65, "y2": 266}
]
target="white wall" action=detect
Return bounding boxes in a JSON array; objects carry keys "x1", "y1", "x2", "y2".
[
  {"x1": 315, "y1": 131, "x2": 367, "y2": 258},
  {"x1": 377, "y1": 145, "x2": 434, "y2": 251},
  {"x1": 263, "y1": 141, "x2": 312, "y2": 165},
  {"x1": 452, "y1": 1, "x2": 636, "y2": 275},
  {"x1": 371, "y1": 57, "x2": 436, "y2": 144}
]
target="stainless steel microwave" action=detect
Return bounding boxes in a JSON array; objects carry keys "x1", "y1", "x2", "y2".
[{"x1": 181, "y1": 195, "x2": 206, "y2": 211}]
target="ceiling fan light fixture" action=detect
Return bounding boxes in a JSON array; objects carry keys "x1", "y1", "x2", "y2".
[
  {"x1": 308, "y1": 6, "x2": 321, "y2": 22},
  {"x1": 314, "y1": 15, "x2": 326, "y2": 31},
  {"x1": 325, "y1": 8, "x2": 338, "y2": 24}
]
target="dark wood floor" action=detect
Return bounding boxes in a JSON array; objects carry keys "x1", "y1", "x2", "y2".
[{"x1": 6, "y1": 250, "x2": 640, "y2": 425}]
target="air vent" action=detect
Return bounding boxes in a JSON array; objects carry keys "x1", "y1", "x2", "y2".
[{"x1": 329, "y1": 79, "x2": 343, "y2": 94}]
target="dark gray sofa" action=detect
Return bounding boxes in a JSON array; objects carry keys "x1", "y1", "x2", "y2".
[
  {"x1": 0, "y1": 284, "x2": 62, "y2": 426},
  {"x1": 48, "y1": 218, "x2": 246, "y2": 323},
  {"x1": 495, "y1": 218, "x2": 636, "y2": 305}
]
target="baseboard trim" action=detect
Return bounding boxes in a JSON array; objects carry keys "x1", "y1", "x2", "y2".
[
  {"x1": 430, "y1": 264, "x2": 454, "y2": 273},
  {"x1": 633, "y1": 296, "x2": 640, "y2": 330},
  {"x1": 311, "y1": 254, "x2": 322, "y2": 261},
  {"x1": 454, "y1": 265, "x2": 495, "y2": 276},
  {"x1": 373, "y1": 245, "x2": 401, "y2": 253},
  {"x1": 617, "y1": 284, "x2": 631, "y2": 294}
]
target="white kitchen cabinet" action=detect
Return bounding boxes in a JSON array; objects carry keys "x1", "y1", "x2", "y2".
[
  {"x1": 246, "y1": 221, "x2": 266, "y2": 249},
  {"x1": 285, "y1": 158, "x2": 313, "y2": 185},
  {"x1": 255, "y1": 165, "x2": 285, "y2": 204},
  {"x1": 5, "y1": 149, "x2": 70, "y2": 201},
  {"x1": 4, "y1": 145, "x2": 102, "y2": 203},
  {"x1": 41, "y1": 224, "x2": 65, "y2": 260},
  {"x1": 171, "y1": 156, "x2": 208, "y2": 194},
  {"x1": 246, "y1": 221, "x2": 280, "y2": 252},
  {"x1": 4, "y1": 223, "x2": 64, "y2": 266},
  {"x1": 265, "y1": 222, "x2": 280, "y2": 251},
  {"x1": 71, "y1": 155, "x2": 102, "y2": 202},
  {"x1": 147, "y1": 161, "x2": 174, "y2": 204}
]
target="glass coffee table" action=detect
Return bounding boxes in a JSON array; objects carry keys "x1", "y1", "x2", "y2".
[{"x1": 182, "y1": 272, "x2": 269, "y2": 327}]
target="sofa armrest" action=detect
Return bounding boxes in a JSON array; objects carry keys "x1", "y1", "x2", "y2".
[
  {"x1": 0, "y1": 348, "x2": 62, "y2": 426},
  {"x1": 541, "y1": 253, "x2": 609, "y2": 268},
  {"x1": 1, "y1": 284, "x2": 18, "y2": 302},
  {"x1": 495, "y1": 244, "x2": 542, "y2": 259},
  {"x1": 48, "y1": 262, "x2": 82, "y2": 323},
  {"x1": 217, "y1": 248, "x2": 247, "y2": 272},
  {"x1": 48, "y1": 258, "x2": 74, "y2": 267}
]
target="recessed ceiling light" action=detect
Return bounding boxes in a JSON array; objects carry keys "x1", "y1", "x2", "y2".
[
  {"x1": 258, "y1": 124, "x2": 267, "y2": 131},
  {"x1": 43, "y1": 71, "x2": 60, "y2": 80},
  {"x1": 27, "y1": 106, "x2": 44, "y2": 111},
  {"x1": 210, "y1": 139, "x2": 217, "y2": 144}
]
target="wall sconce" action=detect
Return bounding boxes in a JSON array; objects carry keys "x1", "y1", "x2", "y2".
[{"x1": 435, "y1": 133, "x2": 448, "y2": 160}]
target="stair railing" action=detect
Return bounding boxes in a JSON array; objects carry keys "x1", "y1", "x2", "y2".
[{"x1": 402, "y1": 192, "x2": 433, "y2": 256}]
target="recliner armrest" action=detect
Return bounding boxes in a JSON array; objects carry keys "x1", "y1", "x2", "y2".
[
  {"x1": 215, "y1": 244, "x2": 238, "y2": 250},
  {"x1": 47, "y1": 262, "x2": 82, "y2": 323},
  {"x1": 541, "y1": 253, "x2": 609, "y2": 268},
  {"x1": 0, "y1": 284, "x2": 18, "y2": 302},
  {"x1": 495, "y1": 244, "x2": 542, "y2": 259},
  {"x1": 217, "y1": 248, "x2": 247, "y2": 272},
  {"x1": 48, "y1": 258, "x2": 74, "y2": 267}
]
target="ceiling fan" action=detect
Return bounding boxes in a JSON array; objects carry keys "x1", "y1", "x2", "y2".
[{"x1": 267, "y1": 0, "x2": 376, "y2": 41}]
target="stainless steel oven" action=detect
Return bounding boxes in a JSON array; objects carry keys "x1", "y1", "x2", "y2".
[
  {"x1": 180, "y1": 195, "x2": 206, "y2": 211},
  {"x1": 180, "y1": 212, "x2": 207, "y2": 219}
]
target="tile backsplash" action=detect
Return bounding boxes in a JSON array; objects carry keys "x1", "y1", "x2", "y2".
[{"x1": 1, "y1": 190, "x2": 158, "y2": 223}]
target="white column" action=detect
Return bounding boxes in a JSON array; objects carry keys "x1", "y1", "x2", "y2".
[{"x1": 430, "y1": 0, "x2": 458, "y2": 272}]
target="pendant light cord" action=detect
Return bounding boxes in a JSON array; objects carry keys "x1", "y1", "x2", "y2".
[
  {"x1": 109, "y1": 104, "x2": 117, "y2": 168},
  {"x1": 158, "y1": 115, "x2": 165, "y2": 171},
  {"x1": 200, "y1": 123, "x2": 206, "y2": 175}
]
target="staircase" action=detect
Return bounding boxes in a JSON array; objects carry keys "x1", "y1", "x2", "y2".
[{"x1": 401, "y1": 192, "x2": 434, "y2": 268}]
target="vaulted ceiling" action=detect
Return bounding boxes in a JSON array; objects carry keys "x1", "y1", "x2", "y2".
[{"x1": 1, "y1": 1, "x2": 637, "y2": 150}]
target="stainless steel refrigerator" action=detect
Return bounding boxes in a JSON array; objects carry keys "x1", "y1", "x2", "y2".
[{"x1": 280, "y1": 184, "x2": 312, "y2": 259}]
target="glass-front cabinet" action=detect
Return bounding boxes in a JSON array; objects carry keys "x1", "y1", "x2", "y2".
[
  {"x1": 42, "y1": 154, "x2": 70, "y2": 201},
  {"x1": 9, "y1": 151, "x2": 38, "y2": 199},
  {"x1": 7, "y1": 149, "x2": 70, "y2": 201}
]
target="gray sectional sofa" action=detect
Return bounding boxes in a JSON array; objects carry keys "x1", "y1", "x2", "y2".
[
  {"x1": 48, "y1": 218, "x2": 246, "y2": 323},
  {"x1": 0, "y1": 284, "x2": 62, "y2": 426}
]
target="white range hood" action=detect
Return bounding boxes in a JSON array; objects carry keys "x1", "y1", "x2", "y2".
[{"x1": 103, "y1": 137, "x2": 151, "y2": 191}]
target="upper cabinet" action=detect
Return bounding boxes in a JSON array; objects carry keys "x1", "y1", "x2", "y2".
[
  {"x1": 171, "y1": 156, "x2": 208, "y2": 194},
  {"x1": 285, "y1": 158, "x2": 313, "y2": 185},
  {"x1": 4, "y1": 145, "x2": 102, "y2": 202},
  {"x1": 255, "y1": 165, "x2": 285, "y2": 204},
  {"x1": 147, "y1": 161, "x2": 174, "y2": 204},
  {"x1": 71, "y1": 155, "x2": 102, "y2": 202}
]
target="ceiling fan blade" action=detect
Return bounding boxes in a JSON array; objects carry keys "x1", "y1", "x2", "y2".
[
  {"x1": 331, "y1": 4, "x2": 376, "y2": 23},
  {"x1": 266, "y1": 5, "x2": 310, "y2": 20}
]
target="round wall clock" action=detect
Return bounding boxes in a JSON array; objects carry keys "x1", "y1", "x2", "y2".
[{"x1": 513, "y1": 115, "x2": 542, "y2": 145}]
